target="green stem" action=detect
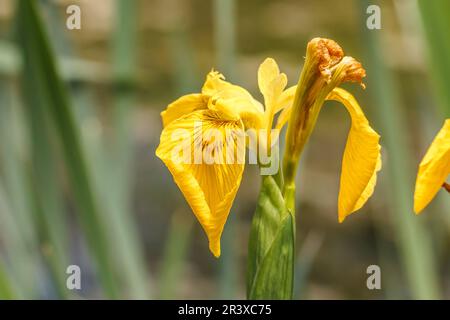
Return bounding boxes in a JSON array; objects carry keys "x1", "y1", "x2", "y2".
[
  {"x1": 283, "y1": 183, "x2": 296, "y2": 216},
  {"x1": 282, "y1": 157, "x2": 297, "y2": 212}
]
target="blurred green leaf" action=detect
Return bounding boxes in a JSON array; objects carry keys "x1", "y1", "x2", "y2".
[
  {"x1": 360, "y1": 0, "x2": 440, "y2": 299},
  {"x1": 100, "y1": 0, "x2": 150, "y2": 298},
  {"x1": 214, "y1": 0, "x2": 236, "y2": 78},
  {"x1": 294, "y1": 232, "x2": 323, "y2": 299},
  {"x1": 158, "y1": 210, "x2": 193, "y2": 299},
  {"x1": 15, "y1": 0, "x2": 119, "y2": 298},
  {"x1": 16, "y1": 3, "x2": 69, "y2": 294},
  {"x1": 418, "y1": 0, "x2": 450, "y2": 117},
  {"x1": 0, "y1": 262, "x2": 16, "y2": 299},
  {"x1": 0, "y1": 41, "x2": 20, "y2": 75},
  {"x1": 0, "y1": 80, "x2": 40, "y2": 298}
]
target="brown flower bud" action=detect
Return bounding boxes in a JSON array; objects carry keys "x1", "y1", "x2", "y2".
[{"x1": 307, "y1": 38, "x2": 344, "y2": 80}]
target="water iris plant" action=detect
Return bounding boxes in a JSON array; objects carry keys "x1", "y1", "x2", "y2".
[{"x1": 156, "y1": 37, "x2": 382, "y2": 299}]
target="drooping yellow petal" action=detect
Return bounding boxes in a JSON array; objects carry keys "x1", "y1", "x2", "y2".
[
  {"x1": 414, "y1": 119, "x2": 450, "y2": 214},
  {"x1": 258, "y1": 58, "x2": 287, "y2": 129},
  {"x1": 156, "y1": 110, "x2": 245, "y2": 257},
  {"x1": 326, "y1": 88, "x2": 382, "y2": 222},
  {"x1": 161, "y1": 93, "x2": 208, "y2": 127}
]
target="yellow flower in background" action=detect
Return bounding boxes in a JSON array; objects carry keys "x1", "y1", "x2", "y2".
[
  {"x1": 156, "y1": 59, "x2": 294, "y2": 257},
  {"x1": 414, "y1": 119, "x2": 450, "y2": 214}
]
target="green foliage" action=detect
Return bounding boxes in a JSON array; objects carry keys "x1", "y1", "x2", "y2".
[
  {"x1": 16, "y1": 0, "x2": 119, "y2": 298},
  {"x1": 0, "y1": 262, "x2": 16, "y2": 299},
  {"x1": 418, "y1": 0, "x2": 450, "y2": 117},
  {"x1": 360, "y1": 0, "x2": 440, "y2": 299}
]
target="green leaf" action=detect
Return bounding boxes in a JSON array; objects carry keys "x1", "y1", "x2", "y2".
[
  {"x1": 360, "y1": 0, "x2": 440, "y2": 299},
  {"x1": 418, "y1": 0, "x2": 450, "y2": 117},
  {"x1": 15, "y1": 0, "x2": 119, "y2": 297},
  {"x1": 247, "y1": 175, "x2": 294, "y2": 300},
  {"x1": 158, "y1": 210, "x2": 193, "y2": 299},
  {"x1": 0, "y1": 262, "x2": 16, "y2": 299}
]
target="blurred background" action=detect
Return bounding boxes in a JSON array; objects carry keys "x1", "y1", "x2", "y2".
[{"x1": 0, "y1": 0, "x2": 449, "y2": 299}]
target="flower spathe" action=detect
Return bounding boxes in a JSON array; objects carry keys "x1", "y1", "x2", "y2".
[
  {"x1": 279, "y1": 38, "x2": 382, "y2": 222},
  {"x1": 156, "y1": 60, "x2": 293, "y2": 257},
  {"x1": 414, "y1": 119, "x2": 450, "y2": 214}
]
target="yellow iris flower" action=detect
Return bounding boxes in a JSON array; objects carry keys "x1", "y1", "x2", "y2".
[
  {"x1": 414, "y1": 119, "x2": 450, "y2": 213},
  {"x1": 156, "y1": 39, "x2": 381, "y2": 257},
  {"x1": 156, "y1": 59, "x2": 292, "y2": 257}
]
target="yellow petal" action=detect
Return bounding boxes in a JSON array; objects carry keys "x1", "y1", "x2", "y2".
[
  {"x1": 326, "y1": 88, "x2": 382, "y2": 222},
  {"x1": 161, "y1": 93, "x2": 208, "y2": 127},
  {"x1": 201, "y1": 70, "x2": 229, "y2": 96},
  {"x1": 275, "y1": 85, "x2": 297, "y2": 114},
  {"x1": 258, "y1": 58, "x2": 287, "y2": 128},
  {"x1": 258, "y1": 58, "x2": 283, "y2": 104},
  {"x1": 414, "y1": 119, "x2": 450, "y2": 213},
  {"x1": 202, "y1": 70, "x2": 263, "y2": 111},
  {"x1": 275, "y1": 85, "x2": 297, "y2": 129},
  {"x1": 208, "y1": 93, "x2": 264, "y2": 130},
  {"x1": 202, "y1": 70, "x2": 264, "y2": 129},
  {"x1": 155, "y1": 109, "x2": 245, "y2": 257},
  {"x1": 207, "y1": 94, "x2": 241, "y2": 122}
]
